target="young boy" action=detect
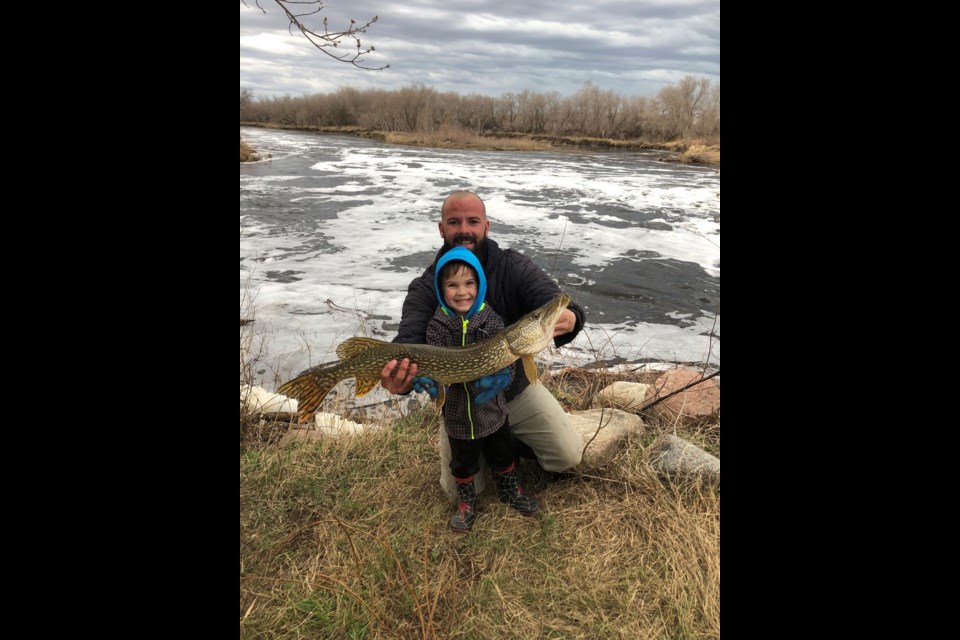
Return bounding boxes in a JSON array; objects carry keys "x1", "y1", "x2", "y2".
[{"x1": 424, "y1": 246, "x2": 540, "y2": 532}]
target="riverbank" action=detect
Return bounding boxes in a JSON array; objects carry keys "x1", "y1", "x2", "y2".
[
  {"x1": 239, "y1": 122, "x2": 720, "y2": 165},
  {"x1": 240, "y1": 365, "x2": 720, "y2": 638},
  {"x1": 240, "y1": 138, "x2": 259, "y2": 162}
]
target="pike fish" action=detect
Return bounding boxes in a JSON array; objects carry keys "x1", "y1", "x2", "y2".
[{"x1": 278, "y1": 293, "x2": 571, "y2": 423}]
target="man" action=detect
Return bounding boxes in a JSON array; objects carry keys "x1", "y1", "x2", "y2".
[{"x1": 380, "y1": 190, "x2": 586, "y2": 498}]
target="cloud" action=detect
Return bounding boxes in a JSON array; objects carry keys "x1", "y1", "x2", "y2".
[{"x1": 239, "y1": 0, "x2": 719, "y2": 98}]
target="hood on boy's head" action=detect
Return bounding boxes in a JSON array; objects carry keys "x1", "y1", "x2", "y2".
[{"x1": 434, "y1": 246, "x2": 487, "y2": 319}]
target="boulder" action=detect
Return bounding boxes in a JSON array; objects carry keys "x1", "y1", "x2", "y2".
[
  {"x1": 569, "y1": 409, "x2": 644, "y2": 469},
  {"x1": 241, "y1": 385, "x2": 299, "y2": 414},
  {"x1": 282, "y1": 412, "x2": 375, "y2": 443},
  {"x1": 593, "y1": 381, "x2": 651, "y2": 411},
  {"x1": 649, "y1": 370, "x2": 720, "y2": 425},
  {"x1": 647, "y1": 433, "x2": 719, "y2": 484}
]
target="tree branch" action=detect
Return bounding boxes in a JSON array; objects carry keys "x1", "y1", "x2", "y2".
[{"x1": 245, "y1": 0, "x2": 389, "y2": 71}]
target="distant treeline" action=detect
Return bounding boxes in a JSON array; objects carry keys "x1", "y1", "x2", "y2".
[{"x1": 240, "y1": 76, "x2": 719, "y2": 142}]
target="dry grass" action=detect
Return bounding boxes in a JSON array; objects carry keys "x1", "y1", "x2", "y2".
[
  {"x1": 240, "y1": 407, "x2": 719, "y2": 639},
  {"x1": 241, "y1": 282, "x2": 291, "y2": 448},
  {"x1": 377, "y1": 129, "x2": 721, "y2": 162},
  {"x1": 657, "y1": 137, "x2": 720, "y2": 166},
  {"x1": 241, "y1": 137, "x2": 260, "y2": 163},
  {"x1": 675, "y1": 145, "x2": 720, "y2": 165},
  {"x1": 240, "y1": 355, "x2": 721, "y2": 640},
  {"x1": 240, "y1": 122, "x2": 720, "y2": 163},
  {"x1": 384, "y1": 127, "x2": 555, "y2": 151}
]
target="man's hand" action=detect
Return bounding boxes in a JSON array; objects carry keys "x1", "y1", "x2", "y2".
[
  {"x1": 474, "y1": 367, "x2": 513, "y2": 404},
  {"x1": 552, "y1": 308, "x2": 576, "y2": 337},
  {"x1": 380, "y1": 358, "x2": 418, "y2": 395}
]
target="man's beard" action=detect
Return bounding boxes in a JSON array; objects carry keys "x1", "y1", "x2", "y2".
[{"x1": 443, "y1": 232, "x2": 487, "y2": 253}]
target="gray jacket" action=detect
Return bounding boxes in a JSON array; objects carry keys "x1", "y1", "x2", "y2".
[{"x1": 425, "y1": 303, "x2": 514, "y2": 440}]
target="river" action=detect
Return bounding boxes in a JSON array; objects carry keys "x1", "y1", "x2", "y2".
[{"x1": 240, "y1": 126, "x2": 720, "y2": 398}]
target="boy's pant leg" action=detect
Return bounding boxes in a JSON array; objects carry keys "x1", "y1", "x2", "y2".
[{"x1": 439, "y1": 421, "x2": 489, "y2": 499}]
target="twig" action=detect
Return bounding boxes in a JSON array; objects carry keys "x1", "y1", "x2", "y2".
[
  {"x1": 549, "y1": 219, "x2": 568, "y2": 277},
  {"x1": 567, "y1": 472, "x2": 633, "y2": 485},
  {"x1": 700, "y1": 306, "x2": 720, "y2": 376},
  {"x1": 581, "y1": 406, "x2": 607, "y2": 455}
]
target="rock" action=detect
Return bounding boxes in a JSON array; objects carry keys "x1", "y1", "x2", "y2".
[
  {"x1": 647, "y1": 433, "x2": 719, "y2": 483},
  {"x1": 569, "y1": 409, "x2": 644, "y2": 469},
  {"x1": 593, "y1": 381, "x2": 650, "y2": 411},
  {"x1": 312, "y1": 412, "x2": 371, "y2": 437},
  {"x1": 241, "y1": 385, "x2": 298, "y2": 414},
  {"x1": 282, "y1": 412, "x2": 376, "y2": 443},
  {"x1": 649, "y1": 370, "x2": 720, "y2": 425}
]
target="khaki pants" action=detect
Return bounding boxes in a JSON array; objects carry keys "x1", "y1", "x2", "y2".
[{"x1": 438, "y1": 383, "x2": 585, "y2": 499}]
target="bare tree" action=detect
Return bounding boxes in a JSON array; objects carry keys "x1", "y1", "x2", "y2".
[
  {"x1": 243, "y1": 1, "x2": 388, "y2": 70},
  {"x1": 455, "y1": 94, "x2": 499, "y2": 136},
  {"x1": 698, "y1": 83, "x2": 720, "y2": 136},
  {"x1": 357, "y1": 89, "x2": 394, "y2": 130},
  {"x1": 517, "y1": 90, "x2": 551, "y2": 134},
  {"x1": 240, "y1": 87, "x2": 253, "y2": 110},
  {"x1": 241, "y1": 78, "x2": 717, "y2": 143},
  {"x1": 496, "y1": 93, "x2": 520, "y2": 130},
  {"x1": 655, "y1": 76, "x2": 710, "y2": 139},
  {"x1": 619, "y1": 95, "x2": 651, "y2": 139},
  {"x1": 392, "y1": 83, "x2": 439, "y2": 131}
]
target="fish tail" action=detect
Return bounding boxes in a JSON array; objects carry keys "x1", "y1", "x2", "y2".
[{"x1": 277, "y1": 361, "x2": 349, "y2": 424}]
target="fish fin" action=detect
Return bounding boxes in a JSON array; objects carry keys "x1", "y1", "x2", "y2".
[
  {"x1": 522, "y1": 355, "x2": 539, "y2": 385},
  {"x1": 354, "y1": 375, "x2": 379, "y2": 397},
  {"x1": 336, "y1": 337, "x2": 388, "y2": 360},
  {"x1": 434, "y1": 385, "x2": 446, "y2": 411},
  {"x1": 277, "y1": 361, "x2": 345, "y2": 424}
]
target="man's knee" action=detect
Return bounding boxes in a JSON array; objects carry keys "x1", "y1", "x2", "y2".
[
  {"x1": 558, "y1": 444, "x2": 585, "y2": 470},
  {"x1": 549, "y1": 424, "x2": 585, "y2": 471},
  {"x1": 509, "y1": 385, "x2": 585, "y2": 471},
  {"x1": 517, "y1": 420, "x2": 584, "y2": 472}
]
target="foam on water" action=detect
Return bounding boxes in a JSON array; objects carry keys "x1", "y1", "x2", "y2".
[{"x1": 241, "y1": 127, "x2": 720, "y2": 392}]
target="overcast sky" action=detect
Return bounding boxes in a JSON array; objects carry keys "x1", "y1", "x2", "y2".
[{"x1": 240, "y1": 1, "x2": 719, "y2": 100}]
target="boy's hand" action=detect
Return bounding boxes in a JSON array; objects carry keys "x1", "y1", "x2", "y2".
[
  {"x1": 474, "y1": 367, "x2": 512, "y2": 404},
  {"x1": 411, "y1": 374, "x2": 439, "y2": 399}
]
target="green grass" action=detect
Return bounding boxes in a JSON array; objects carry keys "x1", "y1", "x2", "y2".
[{"x1": 240, "y1": 405, "x2": 720, "y2": 639}]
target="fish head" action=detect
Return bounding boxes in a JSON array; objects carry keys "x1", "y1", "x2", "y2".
[{"x1": 505, "y1": 293, "x2": 572, "y2": 356}]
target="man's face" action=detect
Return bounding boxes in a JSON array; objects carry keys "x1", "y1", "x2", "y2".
[{"x1": 439, "y1": 196, "x2": 490, "y2": 253}]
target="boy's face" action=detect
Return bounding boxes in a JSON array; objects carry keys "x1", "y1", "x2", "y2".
[{"x1": 442, "y1": 265, "x2": 478, "y2": 315}]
